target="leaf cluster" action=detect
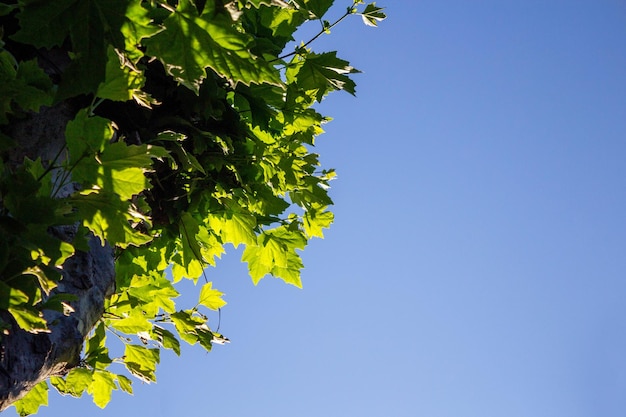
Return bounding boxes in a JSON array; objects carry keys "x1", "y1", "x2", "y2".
[{"x1": 0, "y1": 0, "x2": 385, "y2": 414}]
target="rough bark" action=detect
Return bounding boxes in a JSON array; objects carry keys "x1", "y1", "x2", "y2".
[{"x1": 0, "y1": 104, "x2": 116, "y2": 411}]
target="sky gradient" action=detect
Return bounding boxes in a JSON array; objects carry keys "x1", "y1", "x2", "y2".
[{"x1": 31, "y1": 1, "x2": 626, "y2": 416}]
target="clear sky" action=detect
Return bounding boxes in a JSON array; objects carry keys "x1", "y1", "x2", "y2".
[{"x1": 31, "y1": 1, "x2": 626, "y2": 417}]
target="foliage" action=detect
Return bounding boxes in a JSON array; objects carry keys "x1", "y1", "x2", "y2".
[{"x1": 0, "y1": 0, "x2": 384, "y2": 414}]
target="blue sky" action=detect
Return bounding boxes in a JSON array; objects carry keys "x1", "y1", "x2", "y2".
[{"x1": 32, "y1": 1, "x2": 626, "y2": 416}]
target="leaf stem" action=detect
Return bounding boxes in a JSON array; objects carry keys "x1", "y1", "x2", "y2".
[{"x1": 273, "y1": 1, "x2": 358, "y2": 63}]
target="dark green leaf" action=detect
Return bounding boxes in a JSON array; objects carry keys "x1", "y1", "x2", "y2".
[
  {"x1": 144, "y1": 0, "x2": 283, "y2": 92},
  {"x1": 360, "y1": 3, "x2": 386, "y2": 27},
  {"x1": 151, "y1": 325, "x2": 181, "y2": 356},
  {"x1": 286, "y1": 51, "x2": 360, "y2": 101}
]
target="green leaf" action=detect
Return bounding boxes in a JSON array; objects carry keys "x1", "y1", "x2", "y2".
[
  {"x1": 126, "y1": 272, "x2": 179, "y2": 313},
  {"x1": 302, "y1": 207, "x2": 334, "y2": 238},
  {"x1": 8, "y1": 304, "x2": 49, "y2": 334},
  {"x1": 0, "y1": 3, "x2": 16, "y2": 16},
  {"x1": 286, "y1": 51, "x2": 360, "y2": 101},
  {"x1": 207, "y1": 211, "x2": 257, "y2": 248},
  {"x1": 198, "y1": 282, "x2": 226, "y2": 310},
  {"x1": 170, "y1": 310, "x2": 206, "y2": 345},
  {"x1": 71, "y1": 190, "x2": 152, "y2": 248},
  {"x1": 0, "y1": 54, "x2": 53, "y2": 124},
  {"x1": 195, "y1": 324, "x2": 214, "y2": 351},
  {"x1": 13, "y1": 381, "x2": 48, "y2": 417},
  {"x1": 179, "y1": 212, "x2": 203, "y2": 278},
  {"x1": 110, "y1": 313, "x2": 152, "y2": 334},
  {"x1": 123, "y1": 344, "x2": 160, "y2": 383},
  {"x1": 87, "y1": 370, "x2": 117, "y2": 409},
  {"x1": 12, "y1": 0, "x2": 75, "y2": 48},
  {"x1": 360, "y1": 3, "x2": 387, "y2": 27},
  {"x1": 144, "y1": 0, "x2": 283, "y2": 92},
  {"x1": 242, "y1": 226, "x2": 307, "y2": 287},
  {"x1": 65, "y1": 110, "x2": 113, "y2": 162},
  {"x1": 115, "y1": 374, "x2": 133, "y2": 394},
  {"x1": 267, "y1": 249, "x2": 304, "y2": 288},
  {"x1": 67, "y1": 110, "x2": 168, "y2": 199},
  {"x1": 84, "y1": 322, "x2": 112, "y2": 370},
  {"x1": 40, "y1": 293, "x2": 77, "y2": 315},
  {"x1": 121, "y1": 1, "x2": 163, "y2": 63},
  {"x1": 258, "y1": 5, "x2": 307, "y2": 39},
  {"x1": 13, "y1": 0, "x2": 133, "y2": 97},
  {"x1": 96, "y1": 46, "x2": 146, "y2": 103},
  {"x1": 294, "y1": 0, "x2": 334, "y2": 18},
  {"x1": 64, "y1": 368, "x2": 94, "y2": 397},
  {"x1": 151, "y1": 325, "x2": 181, "y2": 356},
  {"x1": 49, "y1": 376, "x2": 68, "y2": 395},
  {"x1": 196, "y1": 225, "x2": 225, "y2": 267}
]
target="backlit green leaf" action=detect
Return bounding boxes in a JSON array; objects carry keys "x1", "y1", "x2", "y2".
[
  {"x1": 198, "y1": 282, "x2": 227, "y2": 310},
  {"x1": 88, "y1": 370, "x2": 117, "y2": 408},
  {"x1": 110, "y1": 313, "x2": 152, "y2": 334},
  {"x1": 115, "y1": 374, "x2": 133, "y2": 394},
  {"x1": 13, "y1": 380, "x2": 48, "y2": 417},
  {"x1": 71, "y1": 190, "x2": 152, "y2": 248},
  {"x1": 302, "y1": 207, "x2": 334, "y2": 238},
  {"x1": 123, "y1": 345, "x2": 160, "y2": 383},
  {"x1": 65, "y1": 368, "x2": 94, "y2": 397},
  {"x1": 208, "y1": 211, "x2": 257, "y2": 247}
]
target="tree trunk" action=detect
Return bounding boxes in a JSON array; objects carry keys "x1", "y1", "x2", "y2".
[{"x1": 0, "y1": 104, "x2": 116, "y2": 411}]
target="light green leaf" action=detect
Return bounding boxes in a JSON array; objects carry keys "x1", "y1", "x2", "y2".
[
  {"x1": 49, "y1": 376, "x2": 68, "y2": 395},
  {"x1": 242, "y1": 226, "x2": 307, "y2": 286},
  {"x1": 115, "y1": 374, "x2": 133, "y2": 394},
  {"x1": 302, "y1": 207, "x2": 334, "y2": 238},
  {"x1": 88, "y1": 370, "x2": 117, "y2": 409},
  {"x1": 65, "y1": 368, "x2": 94, "y2": 397},
  {"x1": 73, "y1": 141, "x2": 167, "y2": 201},
  {"x1": 9, "y1": 306, "x2": 49, "y2": 334},
  {"x1": 121, "y1": 1, "x2": 163, "y2": 62},
  {"x1": 198, "y1": 282, "x2": 226, "y2": 311},
  {"x1": 268, "y1": 250, "x2": 304, "y2": 287},
  {"x1": 127, "y1": 272, "x2": 179, "y2": 313},
  {"x1": 110, "y1": 313, "x2": 152, "y2": 334},
  {"x1": 196, "y1": 225, "x2": 225, "y2": 267},
  {"x1": 124, "y1": 345, "x2": 160, "y2": 383},
  {"x1": 13, "y1": 380, "x2": 48, "y2": 417},
  {"x1": 170, "y1": 310, "x2": 206, "y2": 346},
  {"x1": 96, "y1": 46, "x2": 146, "y2": 102},
  {"x1": 71, "y1": 190, "x2": 152, "y2": 248},
  {"x1": 208, "y1": 211, "x2": 257, "y2": 248}
]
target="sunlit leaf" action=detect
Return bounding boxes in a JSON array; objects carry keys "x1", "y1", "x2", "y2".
[
  {"x1": 88, "y1": 370, "x2": 117, "y2": 408},
  {"x1": 123, "y1": 345, "x2": 160, "y2": 383},
  {"x1": 144, "y1": 0, "x2": 283, "y2": 92},
  {"x1": 13, "y1": 380, "x2": 48, "y2": 417},
  {"x1": 198, "y1": 282, "x2": 227, "y2": 310}
]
